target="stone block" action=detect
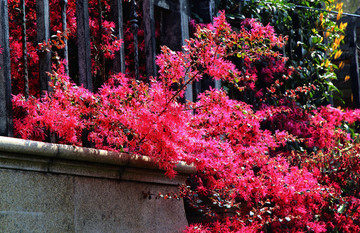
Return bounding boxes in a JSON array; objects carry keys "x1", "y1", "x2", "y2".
[
  {"x1": 74, "y1": 177, "x2": 187, "y2": 233},
  {"x1": 0, "y1": 169, "x2": 75, "y2": 232},
  {"x1": 0, "y1": 137, "x2": 194, "y2": 232}
]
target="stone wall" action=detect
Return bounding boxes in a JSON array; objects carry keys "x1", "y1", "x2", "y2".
[{"x1": 0, "y1": 136, "x2": 195, "y2": 232}]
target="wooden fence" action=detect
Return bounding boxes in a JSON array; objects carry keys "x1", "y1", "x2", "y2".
[
  {"x1": 2, "y1": 0, "x2": 359, "y2": 138},
  {"x1": 0, "y1": 0, "x2": 221, "y2": 137},
  {"x1": 334, "y1": 9, "x2": 360, "y2": 109},
  {"x1": 0, "y1": 0, "x2": 12, "y2": 136}
]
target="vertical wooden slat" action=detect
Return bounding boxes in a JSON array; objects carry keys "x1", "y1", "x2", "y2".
[
  {"x1": 179, "y1": 0, "x2": 189, "y2": 44},
  {"x1": 36, "y1": 0, "x2": 52, "y2": 94},
  {"x1": 293, "y1": 12, "x2": 303, "y2": 59},
  {"x1": 159, "y1": 0, "x2": 191, "y2": 101},
  {"x1": 180, "y1": 0, "x2": 192, "y2": 102},
  {"x1": 214, "y1": 79, "x2": 221, "y2": 90},
  {"x1": 110, "y1": 0, "x2": 125, "y2": 73},
  {"x1": 191, "y1": 0, "x2": 214, "y2": 23},
  {"x1": 76, "y1": 0, "x2": 93, "y2": 91},
  {"x1": 130, "y1": 0, "x2": 139, "y2": 80},
  {"x1": 192, "y1": 0, "x2": 220, "y2": 92},
  {"x1": 286, "y1": 37, "x2": 293, "y2": 61},
  {"x1": 143, "y1": 0, "x2": 157, "y2": 78},
  {"x1": 350, "y1": 22, "x2": 360, "y2": 108},
  {"x1": 193, "y1": 81, "x2": 201, "y2": 101},
  {"x1": 60, "y1": 0, "x2": 69, "y2": 76},
  {"x1": 21, "y1": 0, "x2": 29, "y2": 99},
  {"x1": 0, "y1": 0, "x2": 13, "y2": 136},
  {"x1": 96, "y1": 0, "x2": 105, "y2": 86},
  {"x1": 76, "y1": 0, "x2": 93, "y2": 146},
  {"x1": 208, "y1": 0, "x2": 221, "y2": 90}
]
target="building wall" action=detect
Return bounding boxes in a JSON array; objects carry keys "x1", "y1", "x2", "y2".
[{"x1": 0, "y1": 136, "x2": 194, "y2": 233}]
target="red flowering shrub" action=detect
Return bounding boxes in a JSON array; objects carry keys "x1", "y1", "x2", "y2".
[
  {"x1": 7, "y1": 0, "x2": 122, "y2": 95},
  {"x1": 12, "y1": 10, "x2": 360, "y2": 232}
]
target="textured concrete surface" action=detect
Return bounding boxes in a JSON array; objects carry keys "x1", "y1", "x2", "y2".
[
  {"x1": 74, "y1": 177, "x2": 186, "y2": 233},
  {"x1": 0, "y1": 136, "x2": 196, "y2": 174},
  {"x1": 0, "y1": 170, "x2": 75, "y2": 232},
  {"x1": 0, "y1": 137, "x2": 195, "y2": 233},
  {"x1": 0, "y1": 169, "x2": 188, "y2": 233}
]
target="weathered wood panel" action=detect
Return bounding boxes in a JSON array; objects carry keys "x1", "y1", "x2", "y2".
[
  {"x1": 191, "y1": 0, "x2": 220, "y2": 94},
  {"x1": 130, "y1": 0, "x2": 139, "y2": 80},
  {"x1": 0, "y1": 0, "x2": 13, "y2": 136},
  {"x1": 159, "y1": 0, "x2": 192, "y2": 101},
  {"x1": 20, "y1": 0, "x2": 29, "y2": 99},
  {"x1": 350, "y1": 20, "x2": 360, "y2": 108},
  {"x1": 36, "y1": 0, "x2": 52, "y2": 94},
  {"x1": 76, "y1": 0, "x2": 93, "y2": 90},
  {"x1": 110, "y1": 0, "x2": 126, "y2": 74},
  {"x1": 60, "y1": 0, "x2": 69, "y2": 76},
  {"x1": 143, "y1": 0, "x2": 157, "y2": 78}
]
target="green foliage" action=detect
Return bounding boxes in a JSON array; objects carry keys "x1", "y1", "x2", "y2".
[{"x1": 214, "y1": 0, "x2": 346, "y2": 108}]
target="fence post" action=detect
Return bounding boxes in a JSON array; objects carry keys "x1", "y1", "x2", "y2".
[
  {"x1": 36, "y1": 0, "x2": 52, "y2": 94},
  {"x1": 20, "y1": 0, "x2": 29, "y2": 99},
  {"x1": 292, "y1": 11, "x2": 303, "y2": 59},
  {"x1": 143, "y1": 0, "x2": 157, "y2": 79},
  {"x1": 110, "y1": 0, "x2": 126, "y2": 74},
  {"x1": 130, "y1": 0, "x2": 139, "y2": 80},
  {"x1": 0, "y1": 0, "x2": 13, "y2": 136},
  {"x1": 76, "y1": 0, "x2": 93, "y2": 91},
  {"x1": 181, "y1": 0, "x2": 192, "y2": 102},
  {"x1": 60, "y1": 0, "x2": 69, "y2": 76},
  {"x1": 191, "y1": 0, "x2": 220, "y2": 95},
  {"x1": 158, "y1": 0, "x2": 191, "y2": 101},
  {"x1": 350, "y1": 20, "x2": 360, "y2": 108}
]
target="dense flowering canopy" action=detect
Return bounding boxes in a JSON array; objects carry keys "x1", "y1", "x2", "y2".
[{"x1": 11, "y1": 8, "x2": 360, "y2": 233}]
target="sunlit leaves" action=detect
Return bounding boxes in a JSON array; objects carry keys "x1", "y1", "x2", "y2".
[{"x1": 10, "y1": 8, "x2": 360, "y2": 233}]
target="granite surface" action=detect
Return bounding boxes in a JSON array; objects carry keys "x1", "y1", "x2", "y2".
[
  {"x1": 0, "y1": 136, "x2": 194, "y2": 233},
  {"x1": 0, "y1": 169, "x2": 188, "y2": 233}
]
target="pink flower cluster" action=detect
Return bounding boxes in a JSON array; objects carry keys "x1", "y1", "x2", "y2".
[
  {"x1": 7, "y1": 0, "x2": 122, "y2": 95},
  {"x1": 12, "y1": 11, "x2": 360, "y2": 232}
]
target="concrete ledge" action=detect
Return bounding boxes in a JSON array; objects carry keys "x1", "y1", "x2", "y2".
[
  {"x1": 0, "y1": 136, "x2": 196, "y2": 185},
  {"x1": 0, "y1": 136, "x2": 196, "y2": 174},
  {"x1": 0, "y1": 136, "x2": 196, "y2": 232}
]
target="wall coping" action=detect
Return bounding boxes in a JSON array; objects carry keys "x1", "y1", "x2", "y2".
[
  {"x1": 0, "y1": 136, "x2": 196, "y2": 177},
  {"x1": 0, "y1": 137, "x2": 191, "y2": 232}
]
